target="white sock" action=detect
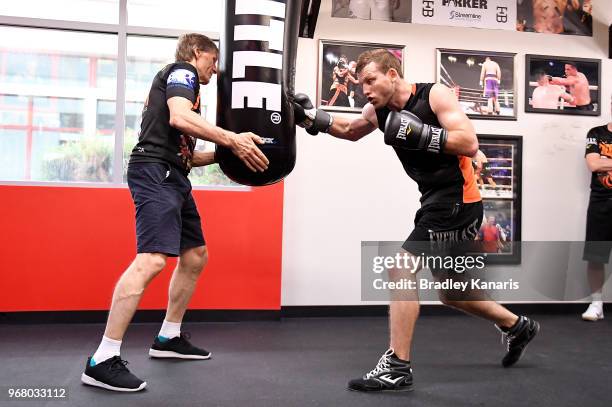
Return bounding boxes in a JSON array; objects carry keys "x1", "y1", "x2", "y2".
[
  {"x1": 158, "y1": 320, "x2": 181, "y2": 341},
  {"x1": 91, "y1": 336, "x2": 121, "y2": 366},
  {"x1": 592, "y1": 293, "x2": 603, "y2": 307},
  {"x1": 591, "y1": 293, "x2": 602, "y2": 305}
]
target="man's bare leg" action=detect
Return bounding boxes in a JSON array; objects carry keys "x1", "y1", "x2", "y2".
[
  {"x1": 149, "y1": 245, "x2": 211, "y2": 360},
  {"x1": 582, "y1": 261, "x2": 605, "y2": 320},
  {"x1": 104, "y1": 253, "x2": 168, "y2": 340},
  {"x1": 586, "y1": 261, "x2": 605, "y2": 298},
  {"x1": 388, "y1": 251, "x2": 420, "y2": 361},
  {"x1": 441, "y1": 299, "x2": 518, "y2": 328},
  {"x1": 165, "y1": 246, "x2": 208, "y2": 323}
]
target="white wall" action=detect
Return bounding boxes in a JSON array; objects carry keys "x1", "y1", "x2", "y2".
[{"x1": 282, "y1": 0, "x2": 612, "y2": 305}]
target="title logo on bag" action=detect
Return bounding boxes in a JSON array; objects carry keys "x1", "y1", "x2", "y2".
[{"x1": 231, "y1": 0, "x2": 285, "y2": 114}]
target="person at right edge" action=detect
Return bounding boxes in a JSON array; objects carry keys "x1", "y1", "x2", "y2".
[
  {"x1": 582, "y1": 100, "x2": 612, "y2": 321},
  {"x1": 292, "y1": 49, "x2": 540, "y2": 392}
]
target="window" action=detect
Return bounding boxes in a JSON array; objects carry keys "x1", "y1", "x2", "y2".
[
  {"x1": 127, "y1": 0, "x2": 223, "y2": 33},
  {"x1": 0, "y1": 26, "x2": 117, "y2": 182},
  {"x1": 0, "y1": 3, "x2": 232, "y2": 187},
  {"x1": 0, "y1": 0, "x2": 119, "y2": 24}
]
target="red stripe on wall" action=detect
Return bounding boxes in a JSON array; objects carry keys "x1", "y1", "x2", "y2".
[{"x1": 0, "y1": 183, "x2": 284, "y2": 311}]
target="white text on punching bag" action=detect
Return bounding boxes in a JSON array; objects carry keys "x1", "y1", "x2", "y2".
[{"x1": 232, "y1": 0, "x2": 285, "y2": 112}]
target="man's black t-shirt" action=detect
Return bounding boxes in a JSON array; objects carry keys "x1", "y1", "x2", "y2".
[
  {"x1": 375, "y1": 83, "x2": 481, "y2": 207},
  {"x1": 129, "y1": 62, "x2": 201, "y2": 174},
  {"x1": 585, "y1": 125, "x2": 612, "y2": 200}
]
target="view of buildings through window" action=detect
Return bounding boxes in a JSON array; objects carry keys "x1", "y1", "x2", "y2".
[{"x1": 0, "y1": 0, "x2": 232, "y2": 187}]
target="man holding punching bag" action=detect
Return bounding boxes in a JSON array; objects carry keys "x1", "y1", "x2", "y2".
[
  {"x1": 293, "y1": 49, "x2": 540, "y2": 392},
  {"x1": 81, "y1": 34, "x2": 268, "y2": 392}
]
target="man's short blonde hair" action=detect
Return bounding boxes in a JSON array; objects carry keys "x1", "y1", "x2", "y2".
[{"x1": 355, "y1": 49, "x2": 403, "y2": 78}]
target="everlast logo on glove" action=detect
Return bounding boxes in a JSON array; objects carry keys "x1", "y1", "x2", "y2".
[
  {"x1": 231, "y1": 0, "x2": 285, "y2": 112},
  {"x1": 397, "y1": 116, "x2": 411, "y2": 140},
  {"x1": 427, "y1": 127, "x2": 443, "y2": 153}
]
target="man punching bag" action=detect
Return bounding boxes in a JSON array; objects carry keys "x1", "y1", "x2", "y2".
[{"x1": 216, "y1": 0, "x2": 300, "y2": 186}]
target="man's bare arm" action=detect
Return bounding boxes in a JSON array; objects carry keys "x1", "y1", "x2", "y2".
[
  {"x1": 191, "y1": 151, "x2": 216, "y2": 167},
  {"x1": 326, "y1": 102, "x2": 377, "y2": 141},
  {"x1": 430, "y1": 83, "x2": 478, "y2": 156},
  {"x1": 168, "y1": 97, "x2": 233, "y2": 145},
  {"x1": 560, "y1": 91, "x2": 575, "y2": 104},
  {"x1": 328, "y1": 116, "x2": 376, "y2": 142},
  {"x1": 168, "y1": 96, "x2": 269, "y2": 172},
  {"x1": 550, "y1": 76, "x2": 577, "y2": 86},
  {"x1": 586, "y1": 153, "x2": 612, "y2": 172}
]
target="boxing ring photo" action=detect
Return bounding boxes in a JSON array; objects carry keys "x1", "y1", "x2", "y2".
[
  {"x1": 525, "y1": 54, "x2": 601, "y2": 116},
  {"x1": 437, "y1": 49, "x2": 517, "y2": 121},
  {"x1": 317, "y1": 39, "x2": 404, "y2": 113}
]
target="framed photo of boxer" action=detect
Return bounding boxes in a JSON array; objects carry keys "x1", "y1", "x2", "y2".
[
  {"x1": 331, "y1": 0, "x2": 411, "y2": 23},
  {"x1": 436, "y1": 49, "x2": 517, "y2": 121},
  {"x1": 475, "y1": 134, "x2": 522, "y2": 265},
  {"x1": 524, "y1": 54, "x2": 601, "y2": 116},
  {"x1": 317, "y1": 40, "x2": 404, "y2": 113},
  {"x1": 516, "y1": 0, "x2": 593, "y2": 36}
]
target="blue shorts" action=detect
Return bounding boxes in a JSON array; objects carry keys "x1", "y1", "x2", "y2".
[{"x1": 127, "y1": 162, "x2": 205, "y2": 257}]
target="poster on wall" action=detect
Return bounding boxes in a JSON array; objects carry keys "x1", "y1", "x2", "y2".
[
  {"x1": 437, "y1": 49, "x2": 516, "y2": 120},
  {"x1": 516, "y1": 0, "x2": 593, "y2": 36},
  {"x1": 475, "y1": 134, "x2": 522, "y2": 264},
  {"x1": 525, "y1": 54, "x2": 601, "y2": 116},
  {"x1": 318, "y1": 40, "x2": 404, "y2": 113},
  {"x1": 332, "y1": 0, "x2": 411, "y2": 22},
  {"x1": 411, "y1": 0, "x2": 517, "y2": 31}
]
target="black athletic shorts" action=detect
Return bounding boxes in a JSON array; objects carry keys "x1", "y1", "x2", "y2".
[
  {"x1": 402, "y1": 201, "x2": 483, "y2": 256},
  {"x1": 583, "y1": 197, "x2": 612, "y2": 263},
  {"x1": 127, "y1": 162, "x2": 205, "y2": 257}
]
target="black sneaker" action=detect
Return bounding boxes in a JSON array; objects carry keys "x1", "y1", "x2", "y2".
[
  {"x1": 149, "y1": 332, "x2": 211, "y2": 360},
  {"x1": 347, "y1": 349, "x2": 413, "y2": 392},
  {"x1": 81, "y1": 356, "x2": 146, "y2": 392},
  {"x1": 496, "y1": 315, "x2": 540, "y2": 367}
]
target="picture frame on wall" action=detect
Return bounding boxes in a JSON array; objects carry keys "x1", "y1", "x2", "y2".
[
  {"x1": 436, "y1": 49, "x2": 517, "y2": 121},
  {"x1": 475, "y1": 134, "x2": 522, "y2": 265},
  {"x1": 525, "y1": 54, "x2": 601, "y2": 116},
  {"x1": 318, "y1": 40, "x2": 404, "y2": 113},
  {"x1": 331, "y1": 0, "x2": 411, "y2": 23},
  {"x1": 516, "y1": 0, "x2": 593, "y2": 36}
]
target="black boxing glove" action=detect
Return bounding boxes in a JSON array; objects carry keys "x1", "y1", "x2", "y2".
[
  {"x1": 384, "y1": 110, "x2": 448, "y2": 154},
  {"x1": 292, "y1": 93, "x2": 333, "y2": 136}
]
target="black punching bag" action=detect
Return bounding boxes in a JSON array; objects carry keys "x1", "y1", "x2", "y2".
[{"x1": 216, "y1": 0, "x2": 300, "y2": 186}]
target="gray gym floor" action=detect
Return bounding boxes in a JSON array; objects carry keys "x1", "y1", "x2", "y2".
[{"x1": 1, "y1": 314, "x2": 611, "y2": 407}]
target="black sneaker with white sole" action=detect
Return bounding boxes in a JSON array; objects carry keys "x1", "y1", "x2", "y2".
[
  {"x1": 348, "y1": 348, "x2": 413, "y2": 392},
  {"x1": 496, "y1": 315, "x2": 540, "y2": 367},
  {"x1": 81, "y1": 356, "x2": 146, "y2": 392},
  {"x1": 149, "y1": 332, "x2": 211, "y2": 360}
]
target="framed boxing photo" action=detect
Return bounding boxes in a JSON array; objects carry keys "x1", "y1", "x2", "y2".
[
  {"x1": 317, "y1": 40, "x2": 404, "y2": 113},
  {"x1": 475, "y1": 134, "x2": 523, "y2": 265},
  {"x1": 436, "y1": 49, "x2": 517, "y2": 121},
  {"x1": 331, "y1": 0, "x2": 411, "y2": 23},
  {"x1": 524, "y1": 54, "x2": 601, "y2": 116}
]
